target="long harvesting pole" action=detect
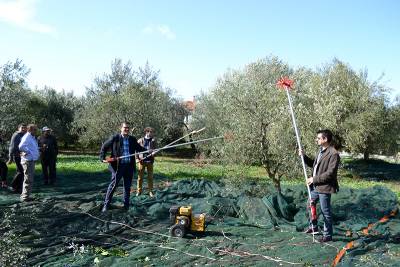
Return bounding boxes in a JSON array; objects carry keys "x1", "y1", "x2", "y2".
[
  {"x1": 140, "y1": 127, "x2": 206, "y2": 161},
  {"x1": 105, "y1": 135, "x2": 224, "y2": 162},
  {"x1": 277, "y1": 77, "x2": 316, "y2": 241}
]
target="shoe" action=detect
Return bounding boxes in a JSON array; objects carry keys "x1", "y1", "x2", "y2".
[
  {"x1": 318, "y1": 236, "x2": 332, "y2": 243},
  {"x1": 101, "y1": 205, "x2": 108, "y2": 213},
  {"x1": 149, "y1": 191, "x2": 154, "y2": 198},
  {"x1": 10, "y1": 188, "x2": 20, "y2": 194},
  {"x1": 304, "y1": 227, "x2": 319, "y2": 234},
  {"x1": 20, "y1": 197, "x2": 34, "y2": 202},
  {"x1": 136, "y1": 191, "x2": 142, "y2": 197}
]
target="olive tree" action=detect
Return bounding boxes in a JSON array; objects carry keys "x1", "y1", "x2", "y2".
[
  {"x1": 192, "y1": 56, "x2": 315, "y2": 192},
  {"x1": 301, "y1": 59, "x2": 390, "y2": 159},
  {"x1": 74, "y1": 59, "x2": 185, "y2": 147},
  {"x1": 0, "y1": 60, "x2": 42, "y2": 138}
]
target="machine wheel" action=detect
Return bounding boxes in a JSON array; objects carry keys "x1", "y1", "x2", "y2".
[{"x1": 170, "y1": 224, "x2": 186, "y2": 238}]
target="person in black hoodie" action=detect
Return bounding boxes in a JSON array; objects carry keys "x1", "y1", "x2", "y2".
[
  {"x1": 7, "y1": 124, "x2": 27, "y2": 192},
  {"x1": 38, "y1": 127, "x2": 58, "y2": 185},
  {"x1": 99, "y1": 122, "x2": 147, "y2": 212}
]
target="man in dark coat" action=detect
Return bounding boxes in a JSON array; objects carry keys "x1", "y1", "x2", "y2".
[
  {"x1": 0, "y1": 135, "x2": 9, "y2": 188},
  {"x1": 38, "y1": 127, "x2": 58, "y2": 185},
  {"x1": 7, "y1": 124, "x2": 27, "y2": 192},
  {"x1": 300, "y1": 129, "x2": 340, "y2": 243},
  {"x1": 99, "y1": 122, "x2": 147, "y2": 212}
]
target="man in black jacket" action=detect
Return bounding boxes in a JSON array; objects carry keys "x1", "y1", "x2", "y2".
[
  {"x1": 100, "y1": 122, "x2": 146, "y2": 212},
  {"x1": 7, "y1": 124, "x2": 27, "y2": 193},
  {"x1": 38, "y1": 127, "x2": 58, "y2": 185}
]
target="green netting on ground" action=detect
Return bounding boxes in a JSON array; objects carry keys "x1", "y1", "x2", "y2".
[{"x1": 1, "y1": 178, "x2": 399, "y2": 267}]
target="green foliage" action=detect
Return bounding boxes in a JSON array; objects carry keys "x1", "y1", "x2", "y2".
[
  {"x1": 381, "y1": 98, "x2": 400, "y2": 156},
  {"x1": 0, "y1": 211, "x2": 28, "y2": 266},
  {"x1": 0, "y1": 59, "x2": 35, "y2": 139},
  {"x1": 192, "y1": 56, "x2": 313, "y2": 191},
  {"x1": 298, "y1": 59, "x2": 391, "y2": 159},
  {"x1": 36, "y1": 88, "x2": 80, "y2": 147},
  {"x1": 73, "y1": 59, "x2": 186, "y2": 147},
  {"x1": 93, "y1": 246, "x2": 129, "y2": 257},
  {"x1": 0, "y1": 60, "x2": 79, "y2": 147}
]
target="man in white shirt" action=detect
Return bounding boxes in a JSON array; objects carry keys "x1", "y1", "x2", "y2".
[{"x1": 18, "y1": 124, "x2": 39, "y2": 202}]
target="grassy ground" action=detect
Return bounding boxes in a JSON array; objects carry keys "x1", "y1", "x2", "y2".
[
  {"x1": 157, "y1": 155, "x2": 400, "y2": 200},
  {"x1": 5, "y1": 153, "x2": 398, "y2": 200}
]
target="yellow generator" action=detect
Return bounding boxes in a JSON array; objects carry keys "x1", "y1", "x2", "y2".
[{"x1": 169, "y1": 205, "x2": 206, "y2": 237}]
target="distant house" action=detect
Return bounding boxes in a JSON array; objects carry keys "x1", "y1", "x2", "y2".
[{"x1": 182, "y1": 96, "x2": 196, "y2": 124}]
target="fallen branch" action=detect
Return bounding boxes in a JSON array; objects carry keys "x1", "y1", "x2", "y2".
[
  {"x1": 221, "y1": 230, "x2": 232, "y2": 241},
  {"x1": 75, "y1": 211, "x2": 171, "y2": 238}
]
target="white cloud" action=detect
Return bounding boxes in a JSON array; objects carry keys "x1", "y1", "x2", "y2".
[
  {"x1": 142, "y1": 24, "x2": 176, "y2": 40},
  {"x1": 0, "y1": 0, "x2": 55, "y2": 34}
]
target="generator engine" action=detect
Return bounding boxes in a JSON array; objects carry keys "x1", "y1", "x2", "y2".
[{"x1": 169, "y1": 205, "x2": 206, "y2": 237}]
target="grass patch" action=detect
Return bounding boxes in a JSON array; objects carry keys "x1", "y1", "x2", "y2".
[{"x1": 4, "y1": 154, "x2": 399, "y2": 199}]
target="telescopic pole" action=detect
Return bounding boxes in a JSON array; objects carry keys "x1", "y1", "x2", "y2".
[
  {"x1": 107, "y1": 135, "x2": 224, "y2": 162},
  {"x1": 278, "y1": 77, "x2": 316, "y2": 241},
  {"x1": 141, "y1": 127, "x2": 206, "y2": 161}
]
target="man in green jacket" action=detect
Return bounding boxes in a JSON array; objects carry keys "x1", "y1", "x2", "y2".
[{"x1": 300, "y1": 129, "x2": 340, "y2": 243}]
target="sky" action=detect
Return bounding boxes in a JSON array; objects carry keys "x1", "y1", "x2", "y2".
[{"x1": 0, "y1": 0, "x2": 399, "y2": 100}]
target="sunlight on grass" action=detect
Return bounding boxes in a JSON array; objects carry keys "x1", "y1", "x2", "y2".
[{"x1": 7, "y1": 154, "x2": 396, "y2": 199}]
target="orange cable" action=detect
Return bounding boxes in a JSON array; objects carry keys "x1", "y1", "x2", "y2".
[{"x1": 331, "y1": 208, "x2": 398, "y2": 267}]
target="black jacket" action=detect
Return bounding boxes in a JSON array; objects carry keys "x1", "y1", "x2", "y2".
[
  {"x1": 38, "y1": 134, "x2": 58, "y2": 161},
  {"x1": 99, "y1": 134, "x2": 145, "y2": 171},
  {"x1": 8, "y1": 131, "x2": 25, "y2": 160}
]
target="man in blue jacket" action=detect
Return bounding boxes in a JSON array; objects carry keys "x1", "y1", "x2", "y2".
[{"x1": 100, "y1": 122, "x2": 147, "y2": 212}]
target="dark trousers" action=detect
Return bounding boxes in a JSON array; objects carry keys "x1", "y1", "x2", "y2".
[
  {"x1": 11, "y1": 157, "x2": 24, "y2": 192},
  {"x1": 103, "y1": 163, "x2": 134, "y2": 208},
  {"x1": 42, "y1": 158, "x2": 57, "y2": 184},
  {"x1": 0, "y1": 161, "x2": 8, "y2": 182},
  {"x1": 309, "y1": 190, "x2": 333, "y2": 237}
]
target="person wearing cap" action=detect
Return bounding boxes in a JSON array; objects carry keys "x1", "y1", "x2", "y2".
[
  {"x1": 7, "y1": 124, "x2": 27, "y2": 193},
  {"x1": 38, "y1": 126, "x2": 58, "y2": 185},
  {"x1": 18, "y1": 124, "x2": 40, "y2": 201},
  {"x1": 136, "y1": 127, "x2": 157, "y2": 197}
]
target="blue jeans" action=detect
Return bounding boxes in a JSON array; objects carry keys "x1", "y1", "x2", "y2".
[
  {"x1": 309, "y1": 190, "x2": 333, "y2": 238},
  {"x1": 103, "y1": 163, "x2": 134, "y2": 208}
]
